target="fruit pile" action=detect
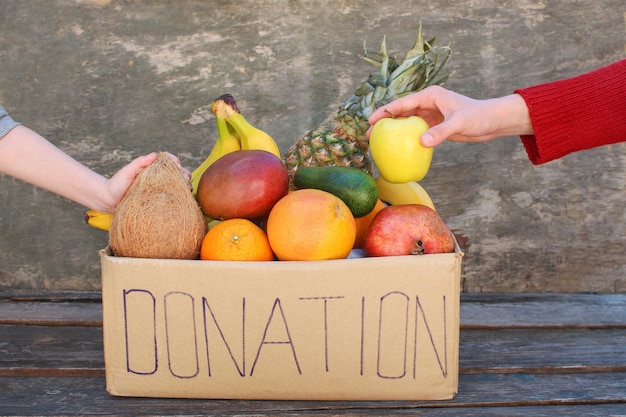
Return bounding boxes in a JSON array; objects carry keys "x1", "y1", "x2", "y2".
[{"x1": 85, "y1": 25, "x2": 457, "y2": 261}]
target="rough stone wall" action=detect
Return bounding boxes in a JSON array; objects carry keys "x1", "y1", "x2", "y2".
[{"x1": 0, "y1": 0, "x2": 624, "y2": 293}]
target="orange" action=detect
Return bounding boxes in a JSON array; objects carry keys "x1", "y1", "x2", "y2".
[
  {"x1": 353, "y1": 198, "x2": 386, "y2": 249},
  {"x1": 266, "y1": 189, "x2": 356, "y2": 261},
  {"x1": 200, "y1": 218, "x2": 274, "y2": 261}
]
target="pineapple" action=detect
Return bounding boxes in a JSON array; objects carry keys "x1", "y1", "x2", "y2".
[{"x1": 283, "y1": 24, "x2": 453, "y2": 180}]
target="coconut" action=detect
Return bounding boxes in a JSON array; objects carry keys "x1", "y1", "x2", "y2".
[{"x1": 109, "y1": 152, "x2": 207, "y2": 259}]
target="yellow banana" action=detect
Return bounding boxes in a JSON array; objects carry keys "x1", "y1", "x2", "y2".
[
  {"x1": 226, "y1": 112, "x2": 280, "y2": 157},
  {"x1": 84, "y1": 209, "x2": 112, "y2": 231},
  {"x1": 212, "y1": 94, "x2": 280, "y2": 158},
  {"x1": 190, "y1": 114, "x2": 241, "y2": 196},
  {"x1": 374, "y1": 176, "x2": 436, "y2": 210}
]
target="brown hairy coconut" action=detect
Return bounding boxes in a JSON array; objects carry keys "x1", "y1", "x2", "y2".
[{"x1": 109, "y1": 152, "x2": 207, "y2": 259}]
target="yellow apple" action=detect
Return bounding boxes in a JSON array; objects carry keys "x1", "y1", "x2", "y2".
[{"x1": 369, "y1": 116, "x2": 433, "y2": 183}]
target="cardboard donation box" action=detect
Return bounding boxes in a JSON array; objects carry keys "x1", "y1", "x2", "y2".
[{"x1": 100, "y1": 244, "x2": 463, "y2": 401}]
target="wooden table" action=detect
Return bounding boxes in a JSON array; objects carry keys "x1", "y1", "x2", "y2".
[{"x1": 1, "y1": 292, "x2": 625, "y2": 416}]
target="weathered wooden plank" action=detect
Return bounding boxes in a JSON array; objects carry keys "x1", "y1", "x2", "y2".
[
  {"x1": 2, "y1": 325, "x2": 625, "y2": 376},
  {"x1": 0, "y1": 300, "x2": 102, "y2": 326},
  {"x1": 2, "y1": 293, "x2": 625, "y2": 328},
  {"x1": 461, "y1": 293, "x2": 626, "y2": 328},
  {"x1": 0, "y1": 291, "x2": 102, "y2": 302},
  {"x1": 1, "y1": 373, "x2": 625, "y2": 415},
  {"x1": 0, "y1": 325, "x2": 104, "y2": 373},
  {"x1": 393, "y1": 406, "x2": 626, "y2": 417},
  {"x1": 459, "y1": 328, "x2": 626, "y2": 373}
]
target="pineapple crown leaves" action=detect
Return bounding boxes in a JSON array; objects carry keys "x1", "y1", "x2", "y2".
[{"x1": 334, "y1": 23, "x2": 453, "y2": 141}]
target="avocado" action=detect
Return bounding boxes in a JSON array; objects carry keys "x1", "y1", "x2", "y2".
[{"x1": 293, "y1": 166, "x2": 379, "y2": 217}]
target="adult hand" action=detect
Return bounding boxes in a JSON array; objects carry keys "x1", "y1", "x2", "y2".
[
  {"x1": 104, "y1": 152, "x2": 190, "y2": 212},
  {"x1": 367, "y1": 86, "x2": 533, "y2": 147}
]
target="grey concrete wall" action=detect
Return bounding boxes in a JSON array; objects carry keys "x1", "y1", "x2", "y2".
[{"x1": 0, "y1": 0, "x2": 624, "y2": 294}]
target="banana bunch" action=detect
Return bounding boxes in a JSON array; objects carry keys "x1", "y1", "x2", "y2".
[
  {"x1": 375, "y1": 176, "x2": 436, "y2": 211},
  {"x1": 212, "y1": 94, "x2": 280, "y2": 158}
]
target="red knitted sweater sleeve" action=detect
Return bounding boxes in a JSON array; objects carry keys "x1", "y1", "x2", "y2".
[{"x1": 514, "y1": 59, "x2": 626, "y2": 165}]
